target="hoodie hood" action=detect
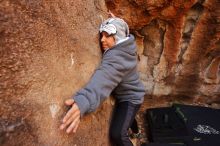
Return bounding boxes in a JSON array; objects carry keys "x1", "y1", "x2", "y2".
[{"x1": 100, "y1": 17, "x2": 130, "y2": 44}]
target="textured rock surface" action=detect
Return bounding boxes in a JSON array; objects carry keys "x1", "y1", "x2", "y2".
[
  {"x1": 0, "y1": 0, "x2": 220, "y2": 146},
  {"x1": 106, "y1": 0, "x2": 220, "y2": 102},
  {"x1": 0, "y1": 0, "x2": 112, "y2": 146}
]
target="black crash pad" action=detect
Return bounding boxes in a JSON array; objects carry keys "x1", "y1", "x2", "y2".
[{"x1": 145, "y1": 104, "x2": 220, "y2": 146}]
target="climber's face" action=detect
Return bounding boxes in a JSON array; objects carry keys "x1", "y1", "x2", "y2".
[{"x1": 101, "y1": 31, "x2": 116, "y2": 50}]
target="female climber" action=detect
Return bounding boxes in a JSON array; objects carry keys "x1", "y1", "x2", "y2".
[{"x1": 60, "y1": 12, "x2": 145, "y2": 146}]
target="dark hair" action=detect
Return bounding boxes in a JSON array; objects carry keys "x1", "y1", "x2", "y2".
[{"x1": 99, "y1": 32, "x2": 105, "y2": 54}]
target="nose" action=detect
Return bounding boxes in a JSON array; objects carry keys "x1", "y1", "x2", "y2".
[{"x1": 101, "y1": 35, "x2": 106, "y2": 42}]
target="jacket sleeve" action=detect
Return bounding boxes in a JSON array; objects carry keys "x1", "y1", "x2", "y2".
[{"x1": 73, "y1": 52, "x2": 129, "y2": 117}]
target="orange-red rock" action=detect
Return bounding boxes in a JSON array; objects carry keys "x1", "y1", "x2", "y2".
[{"x1": 0, "y1": 0, "x2": 220, "y2": 145}]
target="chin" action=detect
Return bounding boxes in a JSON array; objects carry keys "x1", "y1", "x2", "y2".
[{"x1": 103, "y1": 47, "x2": 108, "y2": 50}]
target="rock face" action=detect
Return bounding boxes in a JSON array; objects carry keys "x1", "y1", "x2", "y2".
[
  {"x1": 0, "y1": 0, "x2": 219, "y2": 146},
  {"x1": 106, "y1": 0, "x2": 220, "y2": 102},
  {"x1": 0, "y1": 0, "x2": 112, "y2": 146}
]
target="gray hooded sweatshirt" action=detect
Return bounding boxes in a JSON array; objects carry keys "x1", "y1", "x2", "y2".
[{"x1": 73, "y1": 35, "x2": 145, "y2": 116}]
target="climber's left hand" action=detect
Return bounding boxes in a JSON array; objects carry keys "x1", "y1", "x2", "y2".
[{"x1": 60, "y1": 99, "x2": 81, "y2": 134}]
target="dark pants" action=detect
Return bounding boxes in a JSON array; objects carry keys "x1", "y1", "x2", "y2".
[{"x1": 109, "y1": 101, "x2": 141, "y2": 146}]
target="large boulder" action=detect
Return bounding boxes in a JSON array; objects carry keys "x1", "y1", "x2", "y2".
[
  {"x1": 0, "y1": 0, "x2": 112, "y2": 145},
  {"x1": 0, "y1": 0, "x2": 219, "y2": 145},
  {"x1": 106, "y1": 0, "x2": 220, "y2": 101}
]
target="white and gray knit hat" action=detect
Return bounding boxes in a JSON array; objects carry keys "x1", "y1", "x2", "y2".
[{"x1": 99, "y1": 17, "x2": 129, "y2": 44}]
